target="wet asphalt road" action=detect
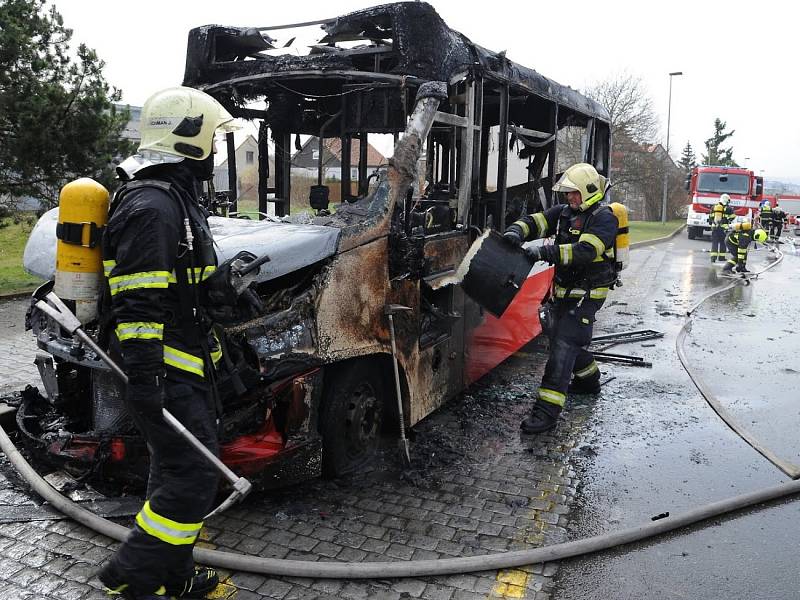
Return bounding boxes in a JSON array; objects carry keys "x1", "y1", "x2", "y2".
[{"x1": 554, "y1": 232, "x2": 800, "y2": 599}]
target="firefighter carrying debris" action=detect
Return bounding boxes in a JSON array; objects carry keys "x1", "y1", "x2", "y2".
[
  {"x1": 503, "y1": 163, "x2": 623, "y2": 434},
  {"x1": 96, "y1": 87, "x2": 238, "y2": 599}
]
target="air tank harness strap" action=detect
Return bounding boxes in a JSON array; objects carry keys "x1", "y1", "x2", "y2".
[
  {"x1": 56, "y1": 221, "x2": 104, "y2": 249},
  {"x1": 171, "y1": 187, "x2": 224, "y2": 420}
]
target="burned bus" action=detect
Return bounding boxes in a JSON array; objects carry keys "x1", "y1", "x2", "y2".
[{"x1": 19, "y1": 2, "x2": 611, "y2": 487}]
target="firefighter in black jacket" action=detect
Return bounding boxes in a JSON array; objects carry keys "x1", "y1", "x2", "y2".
[
  {"x1": 708, "y1": 194, "x2": 734, "y2": 262},
  {"x1": 96, "y1": 87, "x2": 237, "y2": 599},
  {"x1": 503, "y1": 163, "x2": 618, "y2": 434},
  {"x1": 722, "y1": 222, "x2": 768, "y2": 273},
  {"x1": 770, "y1": 204, "x2": 786, "y2": 241}
]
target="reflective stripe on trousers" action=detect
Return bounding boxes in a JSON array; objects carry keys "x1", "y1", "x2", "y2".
[{"x1": 135, "y1": 501, "x2": 202, "y2": 546}]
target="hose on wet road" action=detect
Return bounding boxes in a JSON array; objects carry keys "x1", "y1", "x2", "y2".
[
  {"x1": 676, "y1": 244, "x2": 800, "y2": 479},
  {"x1": 2, "y1": 245, "x2": 799, "y2": 578}
]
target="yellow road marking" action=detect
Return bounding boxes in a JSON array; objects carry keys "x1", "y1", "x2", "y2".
[
  {"x1": 490, "y1": 569, "x2": 530, "y2": 598},
  {"x1": 206, "y1": 582, "x2": 238, "y2": 599}
]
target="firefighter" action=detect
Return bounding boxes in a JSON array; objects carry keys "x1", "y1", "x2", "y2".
[
  {"x1": 708, "y1": 193, "x2": 734, "y2": 262},
  {"x1": 721, "y1": 222, "x2": 768, "y2": 273},
  {"x1": 759, "y1": 201, "x2": 773, "y2": 232},
  {"x1": 503, "y1": 163, "x2": 619, "y2": 434},
  {"x1": 96, "y1": 87, "x2": 238, "y2": 599},
  {"x1": 770, "y1": 204, "x2": 786, "y2": 242}
]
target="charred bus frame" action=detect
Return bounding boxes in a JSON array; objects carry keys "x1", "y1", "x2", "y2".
[
  {"x1": 19, "y1": 2, "x2": 611, "y2": 486},
  {"x1": 184, "y1": 1, "x2": 612, "y2": 476}
]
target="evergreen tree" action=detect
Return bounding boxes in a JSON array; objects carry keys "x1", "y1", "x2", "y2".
[
  {"x1": 701, "y1": 118, "x2": 737, "y2": 167},
  {"x1": 678, "y1": 141, "x2": 696, "y2": 172},
  {"x1": 0, "y1": 0, "x2": 135, "y2": 207}
]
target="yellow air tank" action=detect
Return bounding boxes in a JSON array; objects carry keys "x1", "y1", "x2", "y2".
[
  {"x1": 55, "y1": 178, "x2": 109, "y2": 323},
  {"x1": 609, "y1": 202, "x2": 629, "y2": 271}
]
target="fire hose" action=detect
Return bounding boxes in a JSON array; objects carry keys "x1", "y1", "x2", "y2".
[
  {"x1": 676, "y1": 244, "x2": 800, "y2": 478},
  {"x1": 1, "y1": 422, "x2": 800, "y2": 578},
  {"x1": 2, "y1": 243, "x2": 800, "y2": 577}
]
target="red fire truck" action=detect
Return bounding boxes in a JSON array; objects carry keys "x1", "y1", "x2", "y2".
[{"x1": 685, "y1": 165, "x2": 764, "y2": 239}]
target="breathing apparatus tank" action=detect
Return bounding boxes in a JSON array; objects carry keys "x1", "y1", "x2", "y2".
[
  {"x1": 609, "y1": 202, "x2": 629, "y2": 273},
  {"x1": 54, "y1": 178, "x2": 109, "y2": 323}
]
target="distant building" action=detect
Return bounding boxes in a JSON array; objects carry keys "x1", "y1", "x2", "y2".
[
  {"x1": 213, "y1": 134, "x2": 274, "y2": 204},
  {"x1": 292, "y1": 137, "x2": 387, "y2": 180},
  {"x1": 115, "y1": 103, "x2": 142, "y2": 145}
]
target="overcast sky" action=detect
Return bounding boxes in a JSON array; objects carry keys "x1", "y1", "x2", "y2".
[{"x1": 51, "y1": 0, "x2": 798, "y2": 179}]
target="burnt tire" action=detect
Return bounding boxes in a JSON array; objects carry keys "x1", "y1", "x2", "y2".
[{"x1": 320, "y1": 361, "x2": 387, "y2": 478}]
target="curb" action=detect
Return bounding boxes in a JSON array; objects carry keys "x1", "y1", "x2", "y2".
[
  {"x1": 0, "y1": 290, "x2": 35, "y2": 301},
  {"x1": 630, "y1": 224, "x2": 686, "y2": 249}
]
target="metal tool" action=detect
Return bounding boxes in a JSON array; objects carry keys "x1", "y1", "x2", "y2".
[
  {"x1": 32, "y1": 289, "x2": 252, "y2": 518},
  {"x1": 385, "y1": 304, "x2": 412, "y2": 465},
  {"x1": 592, "y1": 351, "x2": 652, "y2": 368},
  {"x1": 590, "y1": 329, "x2": 664, "y2": 352}
]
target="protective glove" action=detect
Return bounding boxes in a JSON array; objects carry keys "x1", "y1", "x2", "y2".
[
  {"x1": 523, "y1": 245, "x2": 543, "y2": 263},
  {"x1": 502, "y1": 230, "x2": 523, "y2": 246}
]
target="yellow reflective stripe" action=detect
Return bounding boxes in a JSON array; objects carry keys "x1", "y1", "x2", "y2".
[
  {"x1": 103, "y1": 260, "x2": 116, "y2": 277},
  {"x1": 167, "y1": 265, "x2": 217, "y2": 285},
  {"x1": 554, "y1": 285, "x2": 585, "y2": 299},
  {"x1": 558, "y1": 244, "x2": 573, "y2": 265},
  {"x1": 512, "y1": 220, "x2": 530, "y2": 239},
  {"x1": 538, "y1": 387, "x2": 566, "y2": 407},
  {"x1": 579, "y1": 233, "x2": 605, "y2": 258},
  {"x1": 115, "y1": 321, "x2": 164, "y2": 341},
  {"x1": 135, "y1": 500, "x2": 202, "y2": 546},
  {"x1": 575, "y1": 361, "x2": 599, "y2": 379},
  {"x1": 163, "y1": 345, "x2": 205, "y2": 377},
  {"x1": 211, "y1": 346, "x2": 222, "y2": 364},
  {"x1": 211, "y1": 332, "x2": 223, "y2": 365},
  {"x1": 532, "y1": 213, "x2": 548, "y2": 237},
  {"x1": 105, "y1": 583, "x2": 129, "y2": 594},
  {"x1": 108, "y1": 271, "x2": 171, "y2": 296},
  {"x1": 554, "y1": 285, "x2": 607, "y2": 299}
]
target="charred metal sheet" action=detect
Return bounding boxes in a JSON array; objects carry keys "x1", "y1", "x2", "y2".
[
  {"x1": 22, "y1": 209, "x2": 340, "y2": 284},
  {"x1": 209, "y1": 217, "x2": 340, "y2": 282},
  {"x1": 315, "y1": 237, "x2": 392, "y2": 361},
  {"x1": 460, "y1": 231, "x2": 534, "y2": 317},
  {"x1": 183, "y1": 2, "x2": 608, "y2": 122}
]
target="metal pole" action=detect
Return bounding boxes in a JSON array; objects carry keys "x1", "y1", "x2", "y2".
[{"x1": 661, "y1": 72, "x2": 682, "y2": 224}]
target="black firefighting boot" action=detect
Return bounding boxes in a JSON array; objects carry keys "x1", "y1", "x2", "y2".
[
  {"x1": 98, "y1": 563, "x2": 175, "y2": 599},
  {"x1": 568, "y1": 378, "x2": 602, "y2": 395},
  {"x1": 721, "y1": 262, "x2": 734, "y2": 273},
  {"x1": 165, "y1": 567, "x2": 219, "y2": 598},
  {"x1": 520, "y1": 401, "x2": 562, "y2": 434}
]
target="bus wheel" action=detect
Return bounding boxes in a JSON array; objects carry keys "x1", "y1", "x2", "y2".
[{"x1": 320, "y1": 361, "x2": 385, "y2": 478}]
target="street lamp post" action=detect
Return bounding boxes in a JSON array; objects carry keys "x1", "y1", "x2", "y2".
[{"x1": 661, "y1": 71, "x2": 683, "y2": 224}]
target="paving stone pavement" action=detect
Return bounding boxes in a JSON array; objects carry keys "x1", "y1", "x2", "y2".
[
  {"x1": 0, "y1": 297, "x2": 39, "y2": 396},
  {"x1": 0, "y1": 296, "x2": 591, "y2": 599}
]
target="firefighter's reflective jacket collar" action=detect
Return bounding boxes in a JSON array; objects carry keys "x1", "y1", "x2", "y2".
[{"x1": 117, "y1": 150, "x2": 185, "y2": 181}]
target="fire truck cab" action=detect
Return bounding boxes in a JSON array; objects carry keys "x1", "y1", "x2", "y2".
[{"x1": 685, "y1": 165, "x2": 764, "y2": 239}]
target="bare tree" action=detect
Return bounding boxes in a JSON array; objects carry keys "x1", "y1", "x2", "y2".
[
  {"x1": 587, "y1": 72, "x2": 659, "y2": 146},
  {"x1": 585, "y1": 72, "x2": 683, "y2": 220}
]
